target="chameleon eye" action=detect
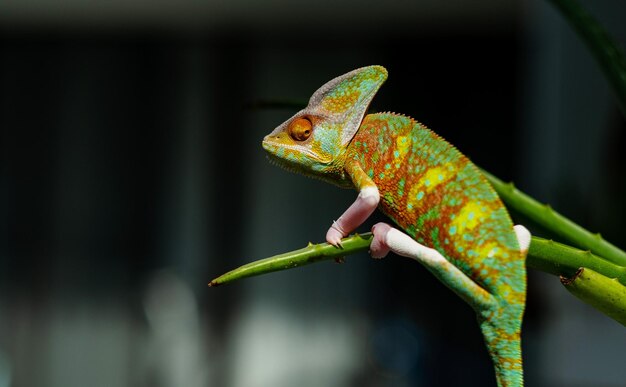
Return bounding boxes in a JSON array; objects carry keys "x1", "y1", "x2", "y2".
[{"x1": 288, "y1": 117, "x2": 313, "y2": 141}]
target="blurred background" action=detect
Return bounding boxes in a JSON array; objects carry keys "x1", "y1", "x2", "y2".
[{"x1": 2, "y1": 0, "x2": 625, "y2": 386}]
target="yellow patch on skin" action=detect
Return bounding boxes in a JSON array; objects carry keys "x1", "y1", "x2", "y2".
[
  {"x1": 478, "y1": 241, "x2": 500, "y2": 259},
  {"x1": 395, "y1": 135, "x2": 410, "y2": 159},
  {"x1": 451, "y1": 201, "x2": 487, "y2": 233},
  {"x1": 404, "y1": 166, "x2": 451, "y2": 210},
  {"x1": 406, "y1": 183, "x2": 422, "y2": 208},
  {"x1": 421, "y1": 167, "x2": 449, "y2": 192}
]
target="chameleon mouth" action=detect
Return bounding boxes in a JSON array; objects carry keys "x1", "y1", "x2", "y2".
[
  {"x1": 262, "y1": 138, "x2": 298, "y2": 171},
  {"x1": 261, "y1": 136, "x2": 276, "y2": 152},
  {"x1": 262, "y1": 136, "x2": 331, "y2": 164},
  {"x1": 262, "y1": 138, "x2": 327, "y2": 178}
]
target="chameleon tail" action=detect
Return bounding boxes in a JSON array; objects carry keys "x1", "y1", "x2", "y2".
[
  {"x1": 478, "y1": 225, "x2": 529, "y2": 386},
  {"x1": 479, "y1": 310, "x2": 524, "y2": 387}
]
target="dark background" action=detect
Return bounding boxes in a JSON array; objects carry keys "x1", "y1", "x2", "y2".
[{"x1": 1, "y1": 0, "x2": 625, "y2": 386}]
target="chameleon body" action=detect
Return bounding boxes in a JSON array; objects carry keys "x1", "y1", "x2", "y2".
[{"x1": 262, "y1": 66, "x2": 529, "y2": 386}]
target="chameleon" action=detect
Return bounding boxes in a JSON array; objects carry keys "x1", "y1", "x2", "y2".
[{"x1": 262, "y1": 65, "x2": 530, "y2": 386}]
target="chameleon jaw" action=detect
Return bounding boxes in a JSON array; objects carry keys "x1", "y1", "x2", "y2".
[{"x1": 262, "y1": 143, "x2": 351, "y2": 187}]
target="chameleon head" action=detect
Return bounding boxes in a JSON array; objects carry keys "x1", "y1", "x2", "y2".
[{"x1": 263, "y1": 65, "x2": 388, "y2": 180}]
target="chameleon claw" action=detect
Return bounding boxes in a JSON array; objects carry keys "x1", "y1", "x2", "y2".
[{"x1": 326, "y1": 220, "x2": 346, "y2": 248}]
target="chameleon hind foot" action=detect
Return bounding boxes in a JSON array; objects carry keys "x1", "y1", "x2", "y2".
[{"x1": 370, "y1": 222, "x2": 495, "y2": 309}]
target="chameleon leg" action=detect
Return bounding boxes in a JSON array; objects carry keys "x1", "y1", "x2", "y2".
[
  {"x1": 325, "y1": 186, "x2": 379, "y2": 246},
  {"x1": 326, "y1": 160, "x2": 380, "y2": 246},
  {"x1": 369, "y1": 223, "x2": 530, "y2": 308},
  {"x1": 370, "y1": 222, "x2": 496, "y2": 310}
]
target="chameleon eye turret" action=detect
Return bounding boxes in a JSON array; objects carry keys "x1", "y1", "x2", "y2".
[{"x1": 288, "y1": 117, "x2": 312, "y2": 141}]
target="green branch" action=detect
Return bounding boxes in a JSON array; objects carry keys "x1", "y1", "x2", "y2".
[
  {"x1": 547, "y1": 0, "x2": 626, "y2": 117},
  {"x1": 208, "y1": 233, "x2": 373, "y2": 287},
  {"x1": 561, "y1": 268, "x2": 626, "y2": 326},
  {"x1": 209, "y1": 233, "x2": 625, "y2": 288},
  {"x1": 208, "y1": 233, "x2": 626, "y2": 324},
  {"x1": 528, "y1": 237, "x2": 626, "y2": 286}
]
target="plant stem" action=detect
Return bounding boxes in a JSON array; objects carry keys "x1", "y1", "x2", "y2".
[
  {"x1": 481, "y1": 169, "x2": 626, "y2": 267},
  {"x1": 561, "y1": 267, "x2": 626, "y2": 326},
  {"x1": 209, "y1": 233, "x2": 626, "y2": 324},
  {"x1": 209, "y1": 233, "x2": 625, "y2": 288},
  {"x1": 547, "y1": 0, "x2": 626, "y2": 118},
  {"x1": 528, "y1": 237, "x2": 626, "y2": 286},
  {"x1": 208, "y1": 233, "x2": 373, "y2": 287}
]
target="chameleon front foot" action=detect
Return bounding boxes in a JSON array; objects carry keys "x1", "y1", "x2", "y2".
[
  {"x1": 326, "y1": 220, "x2": 347, "y2": 247},
  {"x1": 325, "y1": 186, "x2": 381, "y2": 247}
]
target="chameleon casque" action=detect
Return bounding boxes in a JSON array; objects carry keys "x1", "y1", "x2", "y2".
[{"x1": 262, "y1": 65, "x2": 531, "y2": 386}]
